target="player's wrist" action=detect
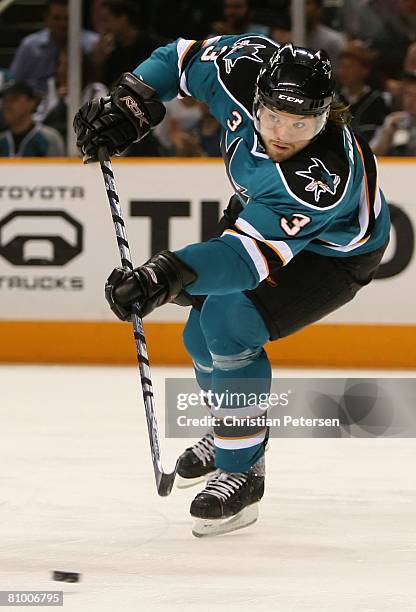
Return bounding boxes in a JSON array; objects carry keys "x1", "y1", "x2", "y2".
[
  {"x1": 112, "y1": 73, "x2": 166, "y2": 128},
  {"x1": 105, "y1": 251, "x2": 197, "y2": 321}
]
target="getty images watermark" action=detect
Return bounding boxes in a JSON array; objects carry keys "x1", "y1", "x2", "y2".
[
  {"x1": 165, "y1": 378, "x2": 416, "y2": 438},
  {"x1": 175, "y1": 388, "x2": 339, "y2": 429},
  {"x1": 176, "y1": 388, "x2": 289, "y2": 410}
]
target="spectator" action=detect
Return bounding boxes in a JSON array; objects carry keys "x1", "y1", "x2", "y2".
[
  {"x1": 194, "y1": 105, "x2": 222, "y2": 157},
  {"x1": 211, "y1": 0, "x2": 268, "y2": 36},
  {"x1": 368, "y1": 0, "x2": 416, "y2": 81},
  {"x1": 168, "y1": 123, "x2": 204, "y2": 157},
  {"x1": 269, "y1": 9, "x2": 293, "y2": 46},
  {"x1": 154, "y1": 98, "x2": 204, "y2": 154},
  {"x1": 337, "y1": 44, "x2": 389, "y2": 142},
  {"x1": 9, "y1": 0, "x2": 99, "y2": 94},
  {"x1": 0, "y1": 69, "x2": 13, "y2": 132},
  {"x1": 0, "y1": 82, "x2": 65, "y2": 157},
  {"x1": 385, "y1": 41, "x2": 416, "y2": 109},
  {"x1": 306, "y1": 0, "x2": 346, "y2": 70},
  {"x1": 341, "y1": 0, "x2": 386, "y2": 42},
  {"x1": 156, "y1": 100, "x2": 221, "y2": 157},
  {"x1": 91, "y1": 0, "x2": 164, "y2": 87},
  {"x1": 37, "y1": 50, "x2": 107, "y2": 144},
  {"x1": 148, "y1": 1, "x2": 221, "y2": 40},
  {"x1": 404, "y1": 41, "x2": 416, "y2": 72},
  {"x1": 370, "y1": 71, "x2": 416, "y2": 156},
  {"x1": 91, "y1": 0, "x2": 106, "y2": 33}
]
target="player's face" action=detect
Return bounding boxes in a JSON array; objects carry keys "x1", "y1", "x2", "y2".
[{"x1": 256, "y1": 103, "x2": 327, "y2": 162}]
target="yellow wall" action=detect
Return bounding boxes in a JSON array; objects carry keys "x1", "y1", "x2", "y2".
[{"x1": 2, "y1": 321, "x2": 415, "y2": 368}]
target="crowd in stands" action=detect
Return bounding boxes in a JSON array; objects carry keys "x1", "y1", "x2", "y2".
[{"x1": 0, "y1": 0, "x2": 415, "y2": 157}]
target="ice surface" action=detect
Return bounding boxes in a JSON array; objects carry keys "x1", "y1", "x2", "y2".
[{"x1": 0, "y1": 365, "x2": 415, "y2": 611}]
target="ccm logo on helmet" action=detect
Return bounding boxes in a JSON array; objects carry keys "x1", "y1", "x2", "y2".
[{"x1": 278, "y1": 94, "x2": 304, "y2": 104}]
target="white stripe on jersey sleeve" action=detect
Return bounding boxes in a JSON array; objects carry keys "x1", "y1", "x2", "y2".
[
  {"x1": 373, "y1": 155, "x2": 382, "y2": 219},
  {"x1": 179, "y1": 72, "x2": 191, "y2": 96},
  {"x1": 176, "y1": 39, "x2": 195, "y2": 96},
  {"x1": 234, "y1": 217, "x2": 264, "y2": 240},
  {"x1": 267, "y1": 239, "x2": 294, "y2": 265},
  {"x1": 223, "y1": 230, "x2": 269, "y2": 282},
  {"x1": 374, "y1": 188, "x2": 382, "y2": 219},
  {"x1": 347, "y1": 175, "x2": 370, "y2": 247},
  {"x1": 319, "y1": 174, "x2": 372, "y2": 253},
  {"x1": 235, "y1": 218, "x2": 294, "y2": 265},
  {"x1": 176, "y1": 37, "x2": 222, "y2": 97},
  {"x1": 176, "y1": 39, "x2": 194, "y2": 71},
  {"x1": 204, "y1": 36, "x2": 222, "y2": 45}
]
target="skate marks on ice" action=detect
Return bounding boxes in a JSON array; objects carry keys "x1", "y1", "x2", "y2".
[{"x1": 0, "y1": 366, "x2": 415, "y2": 611}]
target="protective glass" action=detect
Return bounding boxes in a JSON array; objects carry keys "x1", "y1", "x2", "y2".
[{"x1": 254, "y1": 100, "x2": 329, "y2": 143}]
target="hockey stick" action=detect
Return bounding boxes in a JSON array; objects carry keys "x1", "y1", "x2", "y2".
[{"x1": 97, "y1": 147, "x2": 178, "y2": 497}]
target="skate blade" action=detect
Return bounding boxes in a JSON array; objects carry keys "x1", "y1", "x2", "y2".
[
  {"x1": 176, "y1": 470, "x2": 216, "y2": 489},
  {"x1": 176, "y1": 474, "x2": 207, "y2": 489},
  {"x1": 192, "y1": 503, "x2": 259, "y2": 538}
]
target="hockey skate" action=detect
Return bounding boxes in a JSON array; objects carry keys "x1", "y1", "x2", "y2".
[
  {"x1": 190, "y1": 459, "x2": 265, "y2": 537},
  {"x1": 176, "y1": 430, "x2": 216, "y2": 489}
]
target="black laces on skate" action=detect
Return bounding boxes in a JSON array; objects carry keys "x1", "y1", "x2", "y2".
[
  {"x1": 191, "y1": 432, "x2": 215, "y2": 467},
  {"x1": 203, "y1": 470, "x2": 248, "y2": 501}
]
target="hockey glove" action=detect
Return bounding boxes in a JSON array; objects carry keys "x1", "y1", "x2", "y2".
[
  {"x1": 105, "y1": 251, "x2": 197, "y2": 321},
  {"x1": 73, "y1": 72, "x2": 166, "y2": 162}
]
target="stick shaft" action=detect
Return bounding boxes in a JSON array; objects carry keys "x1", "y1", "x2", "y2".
[{"x1": 98, "y1": 151, "x2": 176, "y2": 495}]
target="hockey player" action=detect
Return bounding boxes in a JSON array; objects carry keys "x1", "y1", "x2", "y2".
[{"x1": 74, "y1": 37, "x2": 390, "y2": 537}]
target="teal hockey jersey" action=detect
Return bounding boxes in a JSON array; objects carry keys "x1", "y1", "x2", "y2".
[{"x1": 133, "y1": 34, "x2": 391, "y2": 295}]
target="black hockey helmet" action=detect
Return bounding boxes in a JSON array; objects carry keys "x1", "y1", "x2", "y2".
[{"x1": 254, "y1": 43, "x2": 335, "y2": 117}]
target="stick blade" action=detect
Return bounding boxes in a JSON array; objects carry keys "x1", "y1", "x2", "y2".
[{"x1": 156, "y1": 459, "x2": 179, "y2": 497}]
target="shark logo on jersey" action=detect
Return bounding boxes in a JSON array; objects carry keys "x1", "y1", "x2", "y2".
[
  {"x1": 223, "y1": 39, "x2": 266, "y2": 75},
  {"x1": 295, "y1": 158, "x2": 340, "y2": 202}
]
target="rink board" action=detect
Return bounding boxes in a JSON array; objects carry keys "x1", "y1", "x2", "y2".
[{"x1": 0, "y1": 157, "x2": 415, "y2": 367}]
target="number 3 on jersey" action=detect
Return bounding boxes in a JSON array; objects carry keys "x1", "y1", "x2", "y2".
[
  {"x1": 227, "y1": 110, "x2": 243, "y2": 132},
  {"x1": 280, "y1": 213, "x2": 311, "y2": 236}
]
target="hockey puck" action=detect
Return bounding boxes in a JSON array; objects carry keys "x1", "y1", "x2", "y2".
[{"x1": 52, "y1": 571, "x2": 81, "y2": 583}]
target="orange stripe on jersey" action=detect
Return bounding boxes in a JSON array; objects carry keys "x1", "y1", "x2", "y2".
[
  {"x1": 234, "y1": 221, "x2": 288, "y2": 267},
  {"x1": 355, "y1": 137, "x2": 372, "y2": 218},
  {"x1": 262, "y1": 241, "x2": 287, "y2": 266},
  {"x1": 357, "y1": 235, "x2": 371, "y2": 246},
  {"x1": 179, "y1": 40, "x2": 197, "y2": 69},
  {"x1": 223, "y1": 228, "x2": 270, "y2": 275}
]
